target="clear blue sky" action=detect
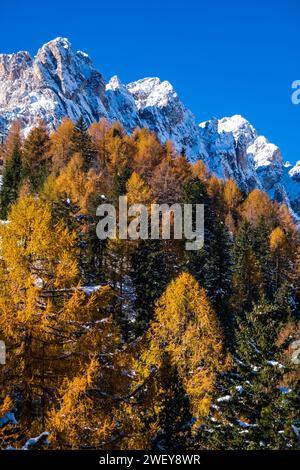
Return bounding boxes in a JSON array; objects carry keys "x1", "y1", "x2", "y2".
[{"x1": 1, "y1": 0, "x2": 299, "y2": 164}]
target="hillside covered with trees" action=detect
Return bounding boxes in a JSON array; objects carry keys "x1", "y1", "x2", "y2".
[{"x1": 0, "y1": 118, "x2": 299, "y2": 450}]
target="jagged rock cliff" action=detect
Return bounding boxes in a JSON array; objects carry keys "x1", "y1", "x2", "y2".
[{"x1": 0, "y1": 37, "x2": 299, "y2": 216}]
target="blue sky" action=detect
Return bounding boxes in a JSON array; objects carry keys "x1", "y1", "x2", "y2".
[{"x1": 1, "y1": 0, "x2": 299, "y2": 164}]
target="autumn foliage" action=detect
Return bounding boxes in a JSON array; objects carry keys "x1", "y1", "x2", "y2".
[{"x1": 0, "y1": 118, "x2": 299, "y2": 450}]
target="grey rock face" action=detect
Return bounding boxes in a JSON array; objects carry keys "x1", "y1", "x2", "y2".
[{"x1": 0, "y1": 38, "x2": 108, "y2": 134}]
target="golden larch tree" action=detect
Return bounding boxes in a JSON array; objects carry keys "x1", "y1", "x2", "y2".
[{"x1": 136, "y1": 272, "x2": 226, "y2": 420}]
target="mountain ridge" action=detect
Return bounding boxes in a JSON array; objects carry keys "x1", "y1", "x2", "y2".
[{"x1": 0, "y1": 37, "x2": 299, "y2": 217}]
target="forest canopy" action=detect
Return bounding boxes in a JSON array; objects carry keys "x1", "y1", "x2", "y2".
[{"x1": 0, "y1": 117, "x2": 299, "y2": 450}]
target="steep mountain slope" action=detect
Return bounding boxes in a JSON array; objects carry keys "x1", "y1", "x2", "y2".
[
  {"x1": 0, "y1": 38, "x2": 108, "y2": 134},
  {"x1": 0, "y1": 37, "x2": 299, "y2": 216},
  {"x1": 199, "y1": 115, "x2": 300, "y2": 218},
  {"x1": 107, "y1": 75, "x2": 204, "y2": 160}
]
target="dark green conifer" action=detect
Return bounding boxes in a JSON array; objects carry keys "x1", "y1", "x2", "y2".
[
  {"x1": 0, "y1": 143, "x2": 23, "y2": 218},
  {"x1": 71, "y1": 116, "x2": 95, "y2": 170}
]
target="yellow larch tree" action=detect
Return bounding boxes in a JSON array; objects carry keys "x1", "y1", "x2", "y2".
[
  {"x1": 132, "y1": 128, "x2": 164, "y2": 182},
  {"x1": 0, "y1": 194, "x2": 126, "y2": 448},
  {"x1": 105, "y1": 122, "x2": 135, "y2": 176},
  {"x1": 172, "y1": 155, "x2": 192, "y2": 189},
  {"x1": 207, "y1": 175, "x2": 225, "y2": 216},
  {"x1": 0, "y1": 121, "x2": 22, "y2": 164},
  {"x1": 0, "y1": 195, "x2": 79, "y2": 433},
  {"x1": 192, "y1": 159, "x2": 210, "y2": 182},
  {"x1": 125, "y1": 171, "x2": 154, "y2": 206},
  {"x1": 270, "y1": 226, "x2": 290, "y2": 290},
  {"x1": 223, "y1": 178, "x2": 243, "y2": 232},
  {"x1": 89, "y1": 118, "x2": 111, "y2": 172},
  {"x1": 134, "y1": 272, "x2": 226, "y2": 422},
  {"x1": 240, "y1": 188, "x2": 275, "y2": 227},
  {"x1": 47, "y1": 316, "x2": 131, "y2": 449},
  {"x1": 42, "y1": 153, "x2": 106, "y2": 217},
  {"x1": 50, "y1": 118, "x2": 75, "y2": 170}
]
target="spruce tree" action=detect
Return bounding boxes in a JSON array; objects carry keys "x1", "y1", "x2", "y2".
[
  {"x1": 112, "y1": 165, "x2": 132, "y2": 200},
  {"x1": 203, "y1": 218, "x2": 234, "y2": 346},
  {"x1": 252, "y1": 218, "x2": 273, "y2": 299},
  {"x1": 231, "y1": 221, "x2": 264, "y2": 315},
  {"x1": 152, "y1": 353, "x2": 193, "y2": 451},
  {"x1": 22, "y1": 125, "x2": 51, "y2": 191},
  {"x1": 71, "y1": 116, "x2": 95, "y2": 171},
  {"x1": 104, "y1": 237, "x2": 135, "y2": 340},
  {"x1": 202, "y1": 300, "x2": 299, "y2": 449},
  {"x1": 130, "y1": 239, "x2": 169, "y2": 336},
  {"x1": 181, "y1": 177, "x2": 210, "y2": 287},
  {"x1": 0, "y1": 143, "x2": 22, "y2": 218}
]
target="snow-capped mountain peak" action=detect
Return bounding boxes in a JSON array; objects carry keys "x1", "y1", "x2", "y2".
[
  {"x1": 289, "y1": 161, "x2": 300, "y2": 181},
  {"x1": 218, "y1": 114, "x2": 256, "y2": 141},
  {"x1": 0, "y1": 38, "x2": 299, "y2": 217},
  {"x1": 127, "y1": 77, "x2": 176, "y2": 109},
  {"x1": 0, "y1": 38, "x2": 108, "y2": 135},
  {"x1": 36, "y1": 37, "x2": 72, "y2": 54},
  {"x1": 106, "y1": 75, "x2": 125, "y2": 91}
]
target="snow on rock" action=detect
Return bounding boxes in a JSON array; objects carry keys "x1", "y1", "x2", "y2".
[
  {"x1": 218, "y1": 114, "x2": 257, "y2": 145},
  {"x1": 247, "y1": 136, "x2": 283, "y2": 190},
  {"x1": 125, "y1": 77, "x2": 204, "y2": 161},
  {"x1": 199, "y1": 115, "x2": 261, "y2": 192},
  {"x1": 21, "y1": 432, "x2": 49, "y2": 450},
  {"x1": 267, "y1": 360, "x2": 285, "y2": 368},
  {"x1": 0, "y1": 37, "x2": 108, "y2": 135},
  {"x1": 279, "y1": 164, "x2": 300, "y2": 218},
  {"x1": 216, "y1": 395, "x2": 231, "y2": 402},
  {"x1": 80, "y1": 285, "x2": 102, "y2": 295},
  {"x1": 106, "y1": 75, "x2": 142, "y2": 132},
  {"x1": 199, "y1": 114, "x2": 300, "y2": 217},
  {"x1": 282, "y1": 162, "x2": 300, "y2": 217},
  {"x1": 289, "y1": 161, "x2": 300, "y2": 181},
  {"x1": 237, "y1": 420, "x2": 257, "y2": 428},
  {"x1": 127, "y1": 77, "x2": 173, "y2": 110}
]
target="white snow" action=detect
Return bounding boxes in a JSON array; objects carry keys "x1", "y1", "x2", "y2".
[
  {"x1": 248, "y1": 136, "x2": 280, "y2": 169},
  {"x1": 289, "y1": 161, "x2": 300, "y2": 179},
  {"x1": 267, "y1": 360, "x2": 285, "y2": 368},
  {"x1": 80, "y1": 285, "x2": 102, "y2": 295},
  {"x1": 106, "y1": 75, "x2": 125, "y2": 92},
  {"x1": 237, "y1": 420, "x2": 257, "y2": 428},
  {"x1": 217, "y1": 395, "x2": 231, "y2": 402},
  {"x1": 77, "y1": 50, "x2": 89, "y2": 59},
  {"x1": 21, "y1": 432, "x2": 49, "y2": 450},
  {"x1": 33, "y1": 276, "x2": 44, "y2": 288},
  {"x1": 127, "y1": 77, "x2": 175, "y2": 110},
  {"x1": 218, "y1": 114, "x2": 256, "y2": 141}
]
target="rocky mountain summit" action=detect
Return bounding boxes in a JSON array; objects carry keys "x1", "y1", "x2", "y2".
[{"x1": 0, "y1": 37, "x2": 299, "y2": 216}]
